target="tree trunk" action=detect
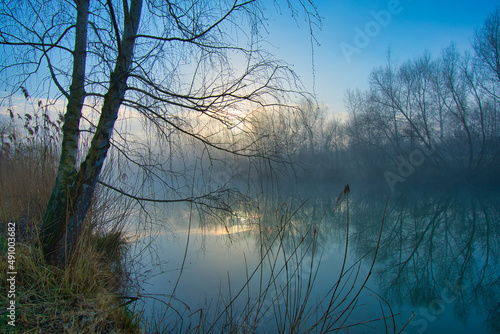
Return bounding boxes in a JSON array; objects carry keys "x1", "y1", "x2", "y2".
[{"x1": 41, "y1": 0, "x2": 143, "y2": 263}]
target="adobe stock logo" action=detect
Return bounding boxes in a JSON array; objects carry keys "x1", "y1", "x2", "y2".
[{"x1": 340, "y1": 0, "x2": 405, "y2": 63}]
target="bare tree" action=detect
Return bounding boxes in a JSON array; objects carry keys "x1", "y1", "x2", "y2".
[
  {"x1": 473, "y1": 7, "x2": 500, "y2": 166},
  {"x1": 0, "y1": 0, "x2": 320, "y2": 262},
  {"x1": 344, "y1": 32, "x2": 500, "y2": 182},
  {"x1": 474, "y1": 7, "x2": 500, "y2": 84}
]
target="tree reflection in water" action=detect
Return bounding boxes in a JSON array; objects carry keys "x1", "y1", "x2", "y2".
[
  {"x1": 198, "y1": 187, "x2": 500, "y2": 333},
  {"x1": 350, "y1": 190, "x2": 500, "y2": 333},
  {"x1": 140, "y1": 185, "x2": 499, "y2": 332}
]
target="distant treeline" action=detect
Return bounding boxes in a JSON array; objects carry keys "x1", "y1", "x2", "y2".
[{"x1": 259, "y1": 10, "x2": 500, "y2": 191}]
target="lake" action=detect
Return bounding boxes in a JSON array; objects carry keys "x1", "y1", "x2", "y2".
[{"x1": 128, "y1": 184, "x2": 500, "y2": 333}]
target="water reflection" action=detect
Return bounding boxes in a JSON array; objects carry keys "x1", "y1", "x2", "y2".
[
  {"x1": 349, "y1": 190, "x2": 500, "y2": 334},
  {"x1": 135, "y1": 186, "x2": 500, "y2": 333},
  {"x1": 195, "y1": 187, "x2": 500, "y2": 332}
]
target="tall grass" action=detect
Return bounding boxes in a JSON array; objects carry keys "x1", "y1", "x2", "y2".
[
  {"x1": 0, "y1": 104, "x2": 139, "y2": 333},
  {"x1": 0, "y1": 108, "x2": 59, "y2": 232}
]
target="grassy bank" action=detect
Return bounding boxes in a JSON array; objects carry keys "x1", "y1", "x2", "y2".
[
  {"x1": 0, "y1": 113, "x2": 139, "y2": 333},
  {"x1": 0, "y1": 227, "x2": 139, "y2": 333}
]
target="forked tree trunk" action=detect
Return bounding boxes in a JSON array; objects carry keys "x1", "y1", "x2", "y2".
[{"x1": 41, "y1": 0, "x2": 143, "y2": 263}]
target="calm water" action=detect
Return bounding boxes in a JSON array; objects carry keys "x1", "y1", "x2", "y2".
[{"x1": 130, "y1": 186, "x2": 500, "y2": 333}]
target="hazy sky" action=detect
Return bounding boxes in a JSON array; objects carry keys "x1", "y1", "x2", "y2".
[{"x1": 265, "y1": 0, "x2": 499, "y2": 115}]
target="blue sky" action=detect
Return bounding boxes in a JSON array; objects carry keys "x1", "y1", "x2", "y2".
[
  {"x1": 264, "y1": 0, "x2": 499, "y2": 114},
  {"x1": 1, "y1": 0, "x2": 497, "y2": 120}
]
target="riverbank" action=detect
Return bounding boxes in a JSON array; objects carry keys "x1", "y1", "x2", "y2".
[
  {"x1": 0, "y1": 217, "x2": 140, "y2": 333},
  {"x1": 0, "y1": 134, "x2": 140, "y2": 333}
]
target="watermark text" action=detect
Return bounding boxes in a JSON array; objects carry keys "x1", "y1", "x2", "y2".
[{"x1": 6, "y1": 221, "x2": 17, "y2": 327}]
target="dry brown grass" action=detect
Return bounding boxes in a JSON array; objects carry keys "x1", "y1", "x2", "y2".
[
  {"x1": 0, "y1": 109, "x2": 140, "y2": 333},
  {"x1": 0, "y1": 146, "x2": 57, "y2": 237},
  {"x1": 0, "y1": 239, "x2": 139, "y2": 333}
]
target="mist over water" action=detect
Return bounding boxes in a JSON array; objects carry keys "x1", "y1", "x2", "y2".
[
  {"x1": 125, "y1": 11, "x2": 500, "y2": 332},
  {"x1": 94, "y1": 56, "x2": 500, "y2": 331},
  {"x1": 131, "y1": 172, "x2": 500, "y2": 333}
]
